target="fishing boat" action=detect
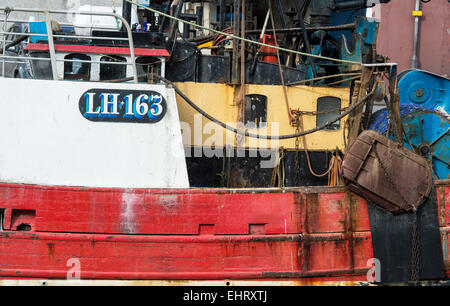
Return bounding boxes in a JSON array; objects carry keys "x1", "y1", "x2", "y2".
[{"x1": 0, "y1": 0, "x2": 448, "y2": 285}]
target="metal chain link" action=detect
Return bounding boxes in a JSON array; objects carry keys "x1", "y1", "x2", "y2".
[
  {"x1": 373, "y1": 144, "x2": 420, "y2": 282},
  {"x1": 373, "y1": 145, "x2": 410, "y2": 208},
  {"x1": 411, "y1": 210, "x2": 420, "y2": 282},
  {"x1": 298, "y1": 107, "x2": 349, "y2": 116}
]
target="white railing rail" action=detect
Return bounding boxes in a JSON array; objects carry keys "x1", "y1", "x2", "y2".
[{"x1": 0, "y1": 7, "x2": 139, "y2": 83}]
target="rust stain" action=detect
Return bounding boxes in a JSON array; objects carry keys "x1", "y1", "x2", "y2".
[
  {"x1": 304, "y1": 193, "x2": 319, "y2": 234},
  {"x1": 438, "y1": 187, "x2": 446, "y2": 227},
  {"x1": 345, "y1": 192, "x2": 355, "y2": 272},
  {"x1": 301, "y1": 194, "x2": 313, "y2": 274},
  {"x1": 47, "y1": 243, "x2": 55, "y2": 260},
  {"x1": 262, "y1": 268, "x2": 368, "y2": 279}
]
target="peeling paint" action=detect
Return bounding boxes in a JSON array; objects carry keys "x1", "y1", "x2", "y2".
[{"x1": 120, "y1": 192, "x2": 138, "y2": 234}]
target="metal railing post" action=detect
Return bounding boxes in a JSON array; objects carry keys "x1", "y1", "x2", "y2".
[
  {"x1": 0, "y1": 7, "x2": 139, "y2": 83},
  {"x1": 44, "y1": 11, "x2": 59, "y2": 80},
  {"x1": 113, "y1": 13, "x2": 138, "y2": 84},
  {"x1": 1, "y1": 10, "x2": 7, "y2": 77}
]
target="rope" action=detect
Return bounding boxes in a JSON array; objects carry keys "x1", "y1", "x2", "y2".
[
  {"x1": 328, "y1": 154, "x2": 344, "y2": 186},
  {"x1": 124, "y1": 0, "x2": 363, "y2": 66},
  {"x1": 294, "y1": 109, "x2": 334, "y2": 178},
  {"x1": 150, "y1": 73, "x2": 375, "y2": 140},
  {"x1": 325, "y1": 75, "x2": 361, "y2": 87},
  {"x1": 288, "y1": 73, "x2": 362, "y2": 86},
  {"x1": 235, "y1": 0, "x2": 246, "y2": 147},
  {"x1": 267, "y1": 0, "x2": 294, "y2": 123}
]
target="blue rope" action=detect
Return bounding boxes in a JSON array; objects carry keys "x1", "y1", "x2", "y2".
[{"x1": 368, "y1": 104, "x2": 436, "y2": 135}]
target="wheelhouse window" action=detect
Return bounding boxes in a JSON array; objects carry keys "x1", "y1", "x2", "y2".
[
  {"x1": 100, "y1": 55, "x2": 126, "y2": 81},
  {"x1": 316, "y1": 96, "x2": 342, "y2": 130},
  {"x1": 244, "y1": 94, "x2": 267, "y2": 129},
  {"x1": 3, "y1": 23, "x2": 28, "y2": 53},
  {"x1": 64, "y1": 53, "x2": 91, "y2": 81},
  {"x1": 30, "y1": 51, "x2": 52, "y2": 80},
  {"x1": 136, "y1": 56, "x2": 161, "y2": 82},
  {"x1": 5, "y1": 24, "x2": 21, "y2": 47}
]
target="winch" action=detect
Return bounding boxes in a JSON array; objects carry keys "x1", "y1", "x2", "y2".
[{"x1": 369, "y1": 70, "x2": 449, "y2": 180}]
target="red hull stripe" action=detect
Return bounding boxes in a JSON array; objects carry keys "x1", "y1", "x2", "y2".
[
  {"x1": 25, "y1": 43, "x2": 170, "y2": 57},
  {"x1": 0, "y1": 182, "x2": 447, "y2": 280},
  {"x1": 0, "y1": 231, "x2": 367, "y2": 280}
]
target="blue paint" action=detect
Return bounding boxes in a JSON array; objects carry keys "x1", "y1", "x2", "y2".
[
  {"x1": 304, "y1": 16, "x2": 379, "y2": 86},
  {"x1": 29, "y1": 22, "x2": 48, "y2": 43},
  {"x1": 98, "y1": 95, "x2": 109, "y2": 119},
  {"x1": 148, "y1": 95, "x2": 163, "y2": 119},
  {"x1": 83, "y1": 93, "x2": 101, "y2": 118},
  {"x1": 329, "y1": 6, "x2": 365, "y2": 43},
  {"x1": 355, "y1": 16, "x2": 378, "y2": 46},
  {"x1": 369, "y1": 105, "x2": 449, "y2": 180},
  {"x1": 29, "y1": 22, "x2": 74, "y2": 43},
  {"x1": 79, "y1": 89, "x2": 167, "y2": 124},
  {"x1": 398, "y1": 70, "x2": 449, "y2": 114},
  {"x1": 98, "y1": 94, "x2": 120, "y2": 119},
  {"x1": 339, "y1": 17, "x2": 379, "y2": 64},
  {"x1": 133, "y1": 95, "x2": 149, "y2": 119},
  {"x1": 122, "y1": 95, "x2": 134, "y2": 119}
]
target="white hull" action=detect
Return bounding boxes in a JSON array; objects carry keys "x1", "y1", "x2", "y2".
[{"x1": 0, "y1": 78, "x2": 189, "y2": 189}]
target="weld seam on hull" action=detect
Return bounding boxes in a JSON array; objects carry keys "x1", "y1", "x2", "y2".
[
  {"x1": 0, "y1": 269, "x2": 369, "y2": 280},
  {"x1": 0, "y1": 231, "x2": 302, "y2": 243}
]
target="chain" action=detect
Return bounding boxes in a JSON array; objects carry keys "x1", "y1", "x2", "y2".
[
  {"x1": 373, "y1": 145, "x2": 410, "y2": 208},
  {"x1": 373, "y1": 144, "x2": 421, "y2": 281},
  {"x1": 411, "y1": 210, "x2": 420, "y2": 282},
  {"x1": 298, "y1": 107, "x2": 349, "y2": 116},
  {"x1": 294, "y1": 110, "x2": 300, "y2": 187}
]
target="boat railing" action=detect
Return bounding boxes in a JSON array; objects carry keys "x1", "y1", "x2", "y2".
[{"x1": 0, "y1": 7, "x2": 139, "y2": 83}]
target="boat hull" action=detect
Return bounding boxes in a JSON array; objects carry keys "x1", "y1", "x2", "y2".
[{"x1": 0, "y1": 181, "x2": 448, "y2": 282}]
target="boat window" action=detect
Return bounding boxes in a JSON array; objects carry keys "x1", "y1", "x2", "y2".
[
  {"x1": 3, "y1": 24, "x2": 22, "y2": 51},
  {"x1": 64, "y1": 53, "x2": 91, "y2": 81},
  {"x1": 136, "y1": 56, "x2": 161, "y2": 82},
  {"x1": 30, "y1": 51, "x2": 53, "y2": 80},
  {"x1": 316, "y1": 96, "x2": 341, "y2": 130},
  {"x1": 6, "y1": 24, "x2": 20, "y2": 43},
  {"x1": 5, "y1": 30, "x2": 14, "y2": 45},
  {"x1": 244, "y1": 94, "x2": 267, "y2": 129},
  {"x1": 100, "y1": 55, "x2": 127, "y2": 81}
]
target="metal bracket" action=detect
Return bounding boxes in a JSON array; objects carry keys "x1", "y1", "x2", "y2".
[{"x1": 290, "y1": 109, "x2": 299, "y2": 126}]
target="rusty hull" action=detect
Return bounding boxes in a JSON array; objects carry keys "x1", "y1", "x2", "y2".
[{"x1": 0, "y1": 180, "x2": 448, "y2": 281}]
